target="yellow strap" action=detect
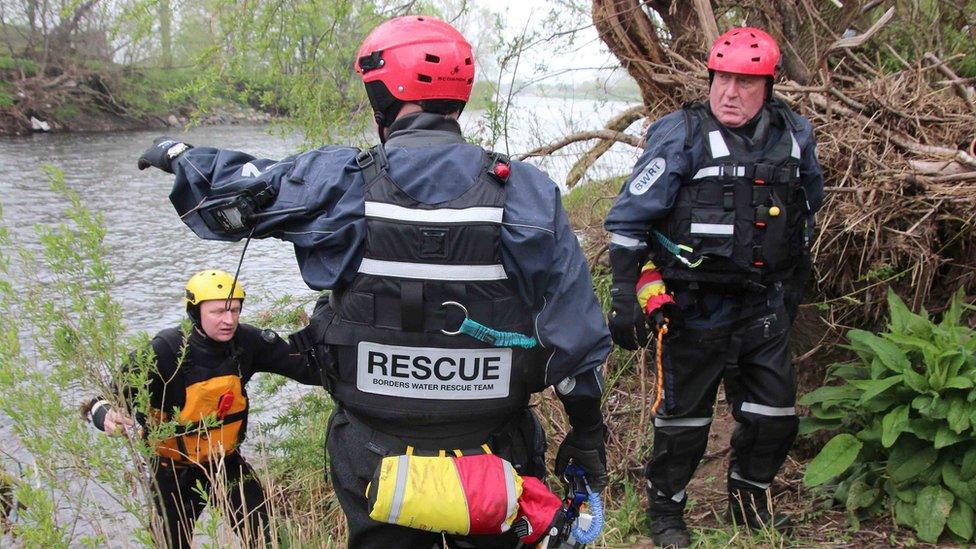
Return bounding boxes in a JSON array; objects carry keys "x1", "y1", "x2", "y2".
[
  {"x1": 406, "y1": 445, "x2": 415, "y2": 456},
  {"x1": 453, "y1": 449, "x2": 463, "y2": 457},
  {"x1": 481, "y1": 444, "x2": 492, "y2": 454},
  {"x1": 438, "y1": 450, "x2": 446, "y2": 457}
]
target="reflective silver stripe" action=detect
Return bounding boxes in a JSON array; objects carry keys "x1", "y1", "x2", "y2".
[
  {"x1": 708, "y1": 130, "x2": 731, "y2": 158},
  {"x1": 648, "y1": 482, "x2": 687, "y2": 503},
  {"x1": 691, "y1": 166, "x2": 745, "y2": 180},
  {"x1": 358, "y1": 258, "x2": 507, "y2": 281},
  {"x1": 790, "y1": 132, "x2": 801, "y2": 159},
  {"x1": 503, "y1": 462, "x2": 518, "y2": 530},
  {"x1": 654, "y1": 417, "x2": 712, "y2": 428},
  {"x1": 690, "y1": 223, "x2": 734, "y2": 236},
  {"x1": 387, "y1": 455, "x2": 410, "y2": 523},
  {"x1": 730, "y1": 470, "x2": 770, "y2": 490},
  {"x1": 609, "y1": 233, "x2": 645, "y2": 249},
  {"x1": 741, "y1": 402, "x2": 796, "y2": 416},
  {"x1": 364, "y1": 201, "x2": 504, "y2": 224}
]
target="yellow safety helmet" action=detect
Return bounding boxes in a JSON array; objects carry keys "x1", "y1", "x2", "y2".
[{"x1": 184, "y1": 270, "x2": 246, "y2": 305}]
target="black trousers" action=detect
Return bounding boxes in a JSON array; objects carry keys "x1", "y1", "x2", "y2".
[
  {"x1": 152, "y1": 453, "x2": 270, "y2": 548},
  {"x1": 646, "y1": 302, "x2": 799, "y2": 518},
  {"x1": 326, "y1": 407, "x2": 547, "y2": 548}
]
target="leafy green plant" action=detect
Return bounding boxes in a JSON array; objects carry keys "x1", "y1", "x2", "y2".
[{"x1": 801, "y1": 288, "x2": 976, "y2": 542}]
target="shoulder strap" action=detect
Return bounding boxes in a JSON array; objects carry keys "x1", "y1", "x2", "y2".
[
  {"x1": 681, "y1": 101, "x2": 708, "y2": 149},
  {"x1": 767, "y1": 98, "x2": 799, "y2": 132},
  {"x1": 153, "y1": 328, "x2": 190, "y2": 381},
  {"x1": 355, "y1": 144, "x2": 390, "y2": 189}
]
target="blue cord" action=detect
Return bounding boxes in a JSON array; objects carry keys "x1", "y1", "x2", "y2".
[{"x1": 571, "y1": 491, "x2": 605, "y2": 544}]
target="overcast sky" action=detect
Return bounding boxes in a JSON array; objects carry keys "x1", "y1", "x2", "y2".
[{"x1": 458, "y1": 0, "x2": 624, "y2": 87}]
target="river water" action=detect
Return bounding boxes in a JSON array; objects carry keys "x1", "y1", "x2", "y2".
[{"x1": 0, "y1": 94, "x2": 643, "y2": 543}]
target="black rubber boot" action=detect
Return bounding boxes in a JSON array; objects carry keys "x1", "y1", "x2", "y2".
[
  {"x1": 647, "y1": 490, "x2": 691, "y2": 548},
  {"x1": 649, "y1": 515, "x2": 691, "y2": 548},
  {"x1": 727, "y1": 487, "x2": 793, "y2": 534}
]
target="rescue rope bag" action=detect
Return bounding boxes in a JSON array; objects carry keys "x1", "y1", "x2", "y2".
[{"x1": 365, "y1": 446, "x2": 562, "y2": 544}]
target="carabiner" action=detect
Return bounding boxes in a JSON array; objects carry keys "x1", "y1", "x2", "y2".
[{"x1": 440, "y1": 301, "x2": 468, "y2": 336}]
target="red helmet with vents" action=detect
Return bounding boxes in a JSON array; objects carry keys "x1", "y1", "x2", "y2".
[
  {"x1": 707, "y1": 27, "x2": 780, "y2": 77},
  {"x1": 356, "y1": 16, "x2": 474, "y2": 130}
]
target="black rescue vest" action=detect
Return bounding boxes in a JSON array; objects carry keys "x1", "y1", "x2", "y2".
[
  {"x1": 653, "y1": 101, "x2": 807, "y2": 286},
  {"x1": 322, "y1": 145, "x2": 546, "y2": 429}
]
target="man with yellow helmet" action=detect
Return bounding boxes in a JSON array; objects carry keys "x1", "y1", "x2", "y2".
[{"x1": 85, "y1": 270, "x2": 320, "y2": 548}]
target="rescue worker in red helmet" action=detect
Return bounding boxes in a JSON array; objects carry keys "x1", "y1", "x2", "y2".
[
  {"x1": 136, "y1": 15, "x2": 611, "y2": 548},
  {"x1": 85, "y1": 271, "x2": 321, "y2": 548},
  {"x1": 604, "y1": 27, "x2": 824, "y2": 547}
]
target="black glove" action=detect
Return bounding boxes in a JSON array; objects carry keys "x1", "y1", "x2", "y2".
[
  {"x1": 608, "y1": 284, "x2": 648, "y2": 350},
  {"x1": 137, "y1": 136, "x2": 192, "y2": 173},
  {"x1": 554, "y1": 424, "x2": 608, "y2": 492}
]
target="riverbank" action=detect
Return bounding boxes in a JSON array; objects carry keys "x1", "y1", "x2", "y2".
[{"x1": 0, "y1": 60, "x2": 277, "y2": 136}]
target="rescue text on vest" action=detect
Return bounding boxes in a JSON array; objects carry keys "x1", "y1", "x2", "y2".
[{"x1": 357, "y1": 342, "x2": 512, "y2": 400}]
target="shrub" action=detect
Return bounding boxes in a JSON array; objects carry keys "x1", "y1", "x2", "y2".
[{"x1": 801, "y1": 288, "x2": 976, "y2": 542}]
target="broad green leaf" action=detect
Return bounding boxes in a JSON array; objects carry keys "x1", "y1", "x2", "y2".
[
  {"x1": 798, "y1": 417, "x2": 841, "y2": 436},
  {"x1": 804, "y1": 434, "x2": 862, "y2": 487},
  {"x1": 889, "y1": 439, "x2": 938, "y2": 482},
  {"x1": 943, "y1": 463, "x2": 976, "y2": 507},
  {"x1": 942, "y1": 350, "x2": 968, "y2": 380},
  {"x1": 947, "y1": 499, "x2": 975, "y2": 541},
  {"x1": 942, "y1": 287, "x2": 967, "y2": 329},
  {"x1": 887, "y1": 288, "x2": 914, "y2": 332},
  {"x1": 829, "y1": 363, "x2": 870, "y2": 381},
  {"x1": 856, "y1": 420, "x2": 882, "y2": 443},
  {"x1": 886, "y1": 287, "x2": 932, "y2": 335},
  {"x1": 797, "y1": 384, "x2": 861, "y2": 407},
  {"x1": 848, "y1": 329, "x2": 911, "y2": 373},
  {"x1": 962, "y1": 449, "x2": 976, "y2": 479},
  {"x1": 894, "y1": 499, "x2": 915, "y2": 527},
  {"x1": 845, "y1": 479, "x2": 879, "y2": 512},
  {"x1": 937, "y1": 426, "x2": 966, "y2": 449},
  {"x1": 915, "y1": 486, "x2": 954, "y2": 543},
  {"x1": 881, "y1": 404, "x2": 910, "y2": 447},
  {"x1": 945, "y1": 376, "x2": 974, "y2": 390},
  {"x1": 809, "y1": 406, "x2": 849, "y2": 420},
  {"x1": 947, "y1": 397, "x2": 971, "y2": 434},
  {"x1": 884, "y1": 332, "x2": 939, "y2": 356},
  {"x1": 906, "y1": 418, "x2": 939, "y2": 441},
  {"x1": 853, "y1": 375, "x2": 904, "y2": 405},
  {"x1": 903, "y1": 369, "x2": 930, "y2": 393},
  {"x1": 927, "y1": 395, "x2": 950, "y2": 419}
]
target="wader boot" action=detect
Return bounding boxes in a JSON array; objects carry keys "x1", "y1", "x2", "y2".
[
  {"x1": 727, "y1": 486, "x2": 793, "y2": 534},
  {"x1": 647, "y1": 490, "x2": 691, "y2": 548}
]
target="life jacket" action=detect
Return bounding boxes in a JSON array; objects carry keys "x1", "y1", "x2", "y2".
[
  {"x1": 150, "y1": 328, "x2": 249, "y2": 465},
  {"x1": 320, "y1": 144, "x2": 547, "y2": 431},
  {"x1": 653, "y1": 100, "x2": 807, "y2": 286}
]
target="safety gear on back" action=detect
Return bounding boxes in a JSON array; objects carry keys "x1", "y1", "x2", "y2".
[
  {"x1": 707, "y1": 27, "x2": 780, "y2": 77},
  {"x1": 356, "y1": 16, "x2": 475, "y2": 133},
  {"x1": 184, "y1": 270, "x2": 245, "y2": 305}
]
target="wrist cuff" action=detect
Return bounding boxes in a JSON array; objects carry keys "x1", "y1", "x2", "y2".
[{"x1": 89, "y1": 400, "x2": 112, "y2": 431}]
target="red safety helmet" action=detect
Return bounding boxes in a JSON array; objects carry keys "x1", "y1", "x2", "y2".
[
  {"x1": 707, "y1": 27, "x2": 780, "y2": 77},
  {"x1": 356, "y1": 16, "x2": 475, "y2": 137}
]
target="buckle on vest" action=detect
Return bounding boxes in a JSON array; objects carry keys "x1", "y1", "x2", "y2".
[
  {"x1": 722, "y1": 184, "x2": 734, "y2": 210},
  {"x1": 355, "y1": 149, "x2": 376, "y2": 170}
]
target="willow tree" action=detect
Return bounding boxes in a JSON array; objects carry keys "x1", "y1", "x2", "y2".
[{"x1": 580, "y1": 0, "x2": 976, "y2": 331}]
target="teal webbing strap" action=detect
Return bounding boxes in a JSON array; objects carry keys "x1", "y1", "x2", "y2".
[
  {"x1": 653, "y1": 231, "x2": 704, "y2": 268},
  {"x1": 457, "y1": 318, "x2": 538, "y2": 349}
]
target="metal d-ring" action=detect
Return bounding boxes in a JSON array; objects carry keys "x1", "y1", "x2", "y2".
[{"x1": 440, "y1": 301, "x2": 469, "y2": 335}]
